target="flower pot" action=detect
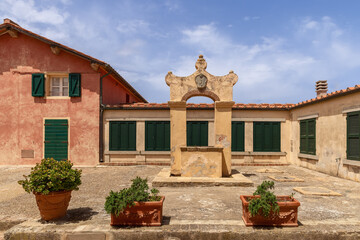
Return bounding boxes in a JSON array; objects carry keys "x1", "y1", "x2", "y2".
[
  {"x1": 240, "y1": 195, "x2": 300, "y2": 227},
  {"x1": 110, "y1": 196, "x2": 165, "y2": 226},
  {"x1": 34, "y1": 190, "x2": 72, "y2": 221}
]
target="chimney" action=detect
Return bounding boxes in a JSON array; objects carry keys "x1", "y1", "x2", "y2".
[{"x1": 316, "y1": 80, "x2": 328, "y2": 97}]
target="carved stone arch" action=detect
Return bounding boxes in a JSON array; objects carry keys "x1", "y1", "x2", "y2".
[
  {"x1": 181, "y1": 90, "x2": 220, "y2": 102},
  {"x1": 166, "y1": 55, "x2": 237, "y2": 177}
]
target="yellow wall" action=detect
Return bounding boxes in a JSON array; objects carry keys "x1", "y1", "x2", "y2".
[{"x1": 290, "y1": 92, "x2": 360, "y2": 182}]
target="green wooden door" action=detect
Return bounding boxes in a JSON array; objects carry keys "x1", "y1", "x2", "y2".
[
  {"x1": 187, "y1": 121, "x2": 208, "y2": 146},
  {"x1": 44, "y1": 119, "x2": 68, "y2": 161}
]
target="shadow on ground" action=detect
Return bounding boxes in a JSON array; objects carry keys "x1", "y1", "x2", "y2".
[{"x1": 38, "y1": 207, "x2": 99, "y2": 224}]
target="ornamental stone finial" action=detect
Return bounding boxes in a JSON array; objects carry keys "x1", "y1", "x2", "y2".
[{"x1": 195, "y1": 54, "x2": 207, "y2": 70}]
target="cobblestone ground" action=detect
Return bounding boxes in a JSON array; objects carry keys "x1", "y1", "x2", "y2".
[{"x1": 0, "y1": 165, "x2": 359, "y2": 239}]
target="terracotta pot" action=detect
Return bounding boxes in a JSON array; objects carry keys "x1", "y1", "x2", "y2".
[
  {"x1": 111, "y1": 196, "x2": 165, "y2": 226},
  {"x1": 240, "y1": 195, "x2": 300, "y2": 227},
  {"x1": 34, "y1": 190, "x2": 72, "y2": 221}
]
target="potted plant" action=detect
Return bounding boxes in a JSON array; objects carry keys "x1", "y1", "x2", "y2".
[
  {"x1": 240, "y1": 180, "x2": 300, "y2": 227},
  {"x1": 105, "y1": 176, "x2": 165, "y2": 226},
  {"x1": 18, "y1": 158, "x2": 82, "y2": 221}
]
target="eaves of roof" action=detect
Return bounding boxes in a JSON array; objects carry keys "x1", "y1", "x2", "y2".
[
  {"x1": 103, "y1": 103, "x2": 292, "y2": 110},
  {"x1": 0, "y1": 19, "x2": 147, "y2": 103},
  {"x1": 290, "y1": 84, "x2": 360, "y2": 109},
  {"x1": 104, "y1": 84, "x2": 360, "y2": 111}
]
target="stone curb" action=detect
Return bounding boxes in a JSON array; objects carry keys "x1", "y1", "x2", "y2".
[
  {"x1": 5, "y1": 228, "x2": 360, "y2": 240},
  {"x1": 4, "y1": 221, "x2": 360, "y2": 240}
]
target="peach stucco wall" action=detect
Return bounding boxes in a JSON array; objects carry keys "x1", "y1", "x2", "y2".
[{"x1": 0, "y1": 33, "x2": 101, "y2": 165}]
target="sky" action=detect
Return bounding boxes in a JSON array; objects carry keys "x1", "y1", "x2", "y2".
[{"x1": 1, "y1": 0, "x2": 360, "y2": 104}]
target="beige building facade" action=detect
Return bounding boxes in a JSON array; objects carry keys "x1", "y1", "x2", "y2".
[
  {"x1": 103, "y1": 91, "x2": 360, "y2": 183},
  {"x1": 102, "y1": 56, "x2": 360, "y2": 182}
]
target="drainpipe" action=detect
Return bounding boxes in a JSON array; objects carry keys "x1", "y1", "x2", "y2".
[{"x1": 99, "y1": 66, "x2": 112, "y2": 163}]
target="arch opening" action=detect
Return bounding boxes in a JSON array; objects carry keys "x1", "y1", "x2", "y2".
[{"x1": 181, "y1": 90, "x2": 220, "y2": 102}]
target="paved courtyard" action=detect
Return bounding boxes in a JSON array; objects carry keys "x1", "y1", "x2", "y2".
[{"x1": 0, "y1": 165, "x2": 359, "y2": 239}]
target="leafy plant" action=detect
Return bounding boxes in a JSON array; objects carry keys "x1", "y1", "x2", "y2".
[
  {"x1": 105, "y1": 177, "x2": 161, "y2": 217},
  {"x1": 248, "y1": 180, "x2": 280, "y2": 218},
  {"x1": 18, "y1": 158, "x2": 82, "y2": 195}
]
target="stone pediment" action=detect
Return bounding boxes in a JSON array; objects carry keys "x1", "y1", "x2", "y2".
[{"x1": 165, "y1": 55, "x2": 238, "y2": 102}]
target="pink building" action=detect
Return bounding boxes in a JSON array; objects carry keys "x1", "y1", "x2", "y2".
[{"x1": 0, "y1": 19, "x2": 146, "y2": 165}]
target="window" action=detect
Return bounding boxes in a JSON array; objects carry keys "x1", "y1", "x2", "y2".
[
  {"x1": 145, "y1": 121, "x2": 170, "y2": 151},
  {"x1": 253, "y1": 122, "x2": 280, "y2": 152},
  {"x1": 187, "y1": 121, "x2": 208, "y2": 146},
  {"x1": 50, "y1": 76, "x2": 68, "y2": 96},
  {"x1": 109, "y1": 121, "x2": 136, "y2": 151},
  {"x1": 31, "y1": 73, "x2": 81, "y2": 97},
  {"x1": 126, "y1": 94, "x2": 130, "y2": 103},
  {"x1": 232, "y1": 121, "x2": 244, "y2": 151},
  {"x1": 300, "y1": 118, "x2": 316, "y2": 155},
  {"x1": 347, "y1": 112, "x2": 360, "y2": 160}
]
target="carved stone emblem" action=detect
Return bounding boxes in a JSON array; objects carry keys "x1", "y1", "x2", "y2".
[{"x1": 195, "y1": 74, "x2": 207, "y2": 89}]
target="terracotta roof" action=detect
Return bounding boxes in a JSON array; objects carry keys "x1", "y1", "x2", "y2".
[
  {"x1": 0, "y1": 18, "x2": 147, "y2": 103},
  {"x1": 104, "y1": 103, "x2": 292, "y2": 110},
  {"x1": 104, "y1": 84, "x2": 360, "y2": 110},
  {"x1": 290, "y1": 84, "x2": 360, "y2": 109}
]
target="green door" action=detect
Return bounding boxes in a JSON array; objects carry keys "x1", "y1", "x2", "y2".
[
  {"x1": 44, "y1": 119, "x2": 68, "y2": 161},
  {"x1": 187, "y1": 121, "x2": 208, "y2": 146}
]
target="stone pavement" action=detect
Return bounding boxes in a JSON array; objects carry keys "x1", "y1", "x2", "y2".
[{"x1": 0, "y1": 165, "x2": 359, "y2": 239}]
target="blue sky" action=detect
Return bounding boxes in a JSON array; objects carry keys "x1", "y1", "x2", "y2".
[{"x1": 1, "y1": 0, "x2": 360, "y2": 104}]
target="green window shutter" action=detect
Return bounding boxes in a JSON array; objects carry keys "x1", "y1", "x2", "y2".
[
  {"x1": 232, "y1": 121, "x2": 244, "y2": 151},
  {"x1": 44, "y1": 119, "x2": 68, "y2": 161},
  {"x1": 253, "y1": 122, "x2": 262, "y2": 151},
  {"x1": 272, "y1": 122, "x2": 281, "y2": 152},
  {"x1": 300, "y1": 121, "x2": 307, "y2": 153},
  {"x1": 187, "y1": 121, "x2": 208, "y2": 146},
  {"x1": 307, "y1": 119, "x2": 316, "y2": 155},
  {"x1": 253, "y1": 122, "x2": 280, "y2": 152},
  {"x1": 32, "y1": 73, "x2": 45, "y2": 97},
  {"x1": 109, "y1": 121, "x2": 136, "y2": 151},
  {"x1": 69, "y1": 73, "x2": 81, "y2": 97},
  {"x1": 299, "y1": 119, "x2": 316, "y2": 155},
  {"x1": 145, "y1": 121, "x2": 170, "y2": 151},
  {"x1": 347, "y1": 112, "x2": 360, "y2": 160}
]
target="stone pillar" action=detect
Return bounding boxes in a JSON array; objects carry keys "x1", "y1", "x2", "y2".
[
  {"x1": 214, "y1": 101, "x2": 234, "y2": 177},
  {"x1": 169, "y1": 101, "x2": 187, "y2": 176},
  {"x1": 244, "y1": 121, "x2": 253, "y2": 152}
]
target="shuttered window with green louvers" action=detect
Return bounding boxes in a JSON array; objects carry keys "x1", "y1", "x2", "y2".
[
  {"x1": 44, "y1": 119, "x2": 68, "y2": 161},
  {"x1": 145, "y1": 121, "x2": 170, "y2": 151},
  {"x1": 187, "y1": 121, "x2": 208, "y2": 146},
  {"x1": 253, "y1": 122, "x2": 281, "y2": 152},
  {"x1": 299, "y1": 118, "x2": 316, "y2": 155},
  {"x1": 232, "y1": 121, "x2": 245, "y2": 151},
  {"x1": 109, "y1": 121, "x2": 136, "y2": 151},
  {"x1": 347, "y1": 112, "x2": 360, "y2": 160},
  {"x1": 69, "y1": 73, "x2": 81, "y2": 97},
  {"x1": 32, "y1": 73, "x2": 45, "y2": 97}
]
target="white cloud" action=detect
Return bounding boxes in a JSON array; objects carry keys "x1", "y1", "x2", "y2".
[
  {"x1": 181, "y1": 23, "x2": 232, "y2": 54},
  {"x1": 176, "y1": 17, "x2": 360, "y2": 103},
  {"x1": 2, "y1": 0, "x2": 68, "y2": 25}
]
